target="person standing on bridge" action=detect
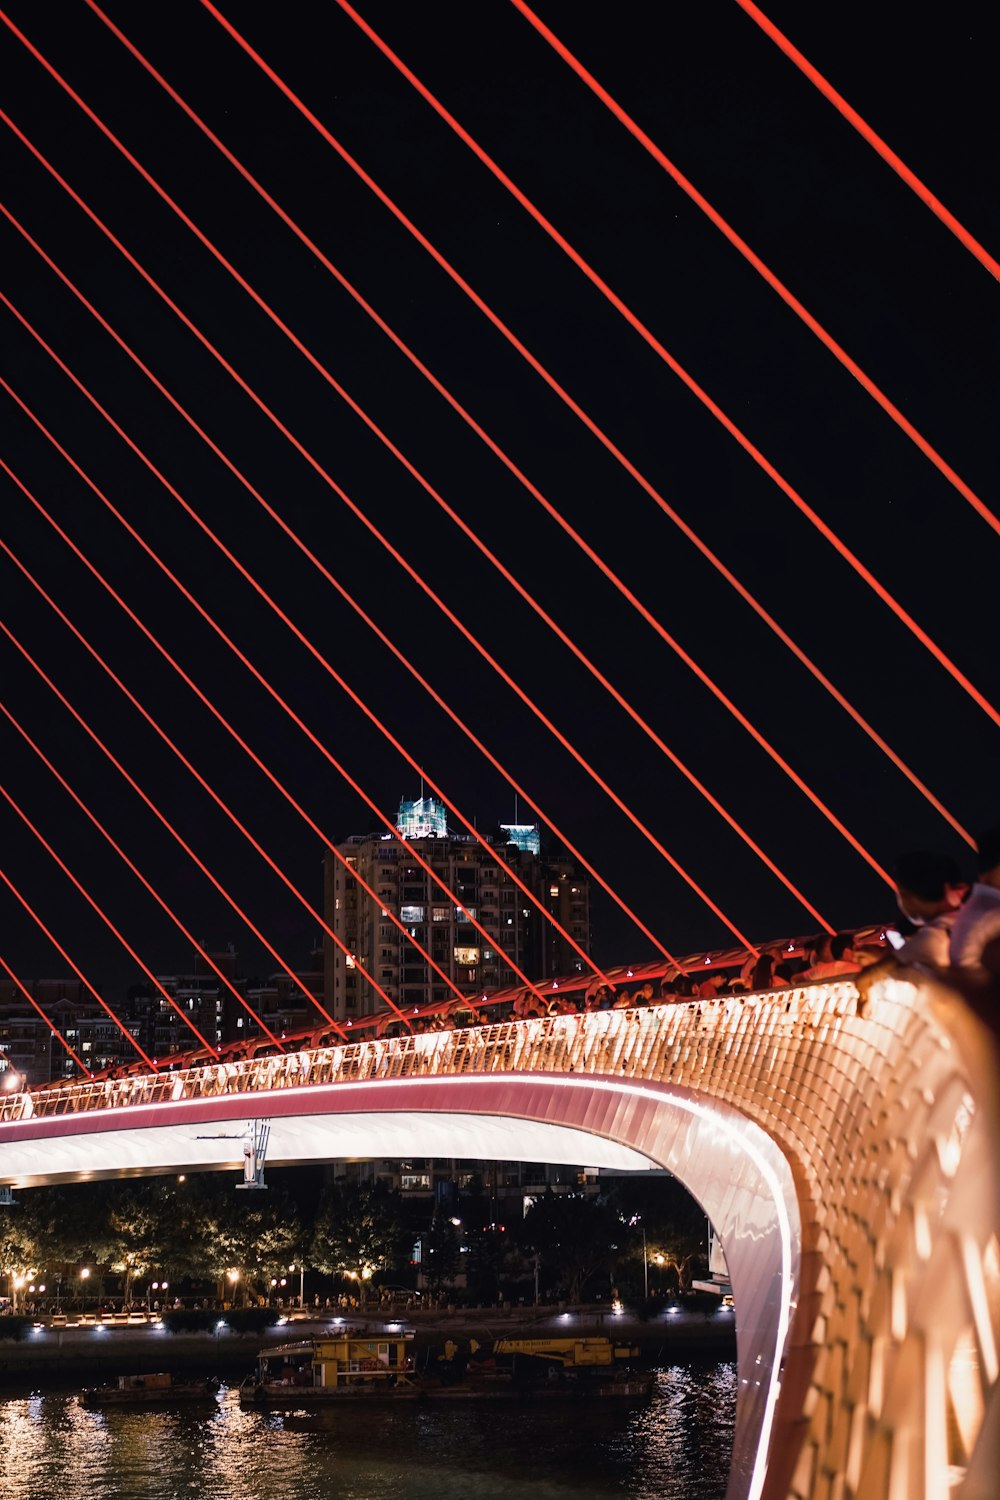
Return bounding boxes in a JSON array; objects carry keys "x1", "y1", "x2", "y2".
[
  {"x1": 950, "y1": 826, "x2": 1000, "y2": 991},
  {"x1": 856, "y1": 851, "x2": 966, "y2": 1008}
]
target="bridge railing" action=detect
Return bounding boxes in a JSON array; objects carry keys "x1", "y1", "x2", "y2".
[
  {"x1": 1, "y1": 974, "x2": 997, "y2": 1499},
  {"x1": 0, "y1": 980, "x2": 861, "y2": 1123}
]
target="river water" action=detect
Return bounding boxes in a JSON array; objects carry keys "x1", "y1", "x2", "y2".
[{"x1": 0, "y1": 1361, "x2": 736, "y2": 1500}]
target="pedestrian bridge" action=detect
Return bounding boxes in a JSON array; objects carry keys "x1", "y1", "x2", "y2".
[{"x1": 1, "y1": 974, "x2": 997, "y2": 1500}]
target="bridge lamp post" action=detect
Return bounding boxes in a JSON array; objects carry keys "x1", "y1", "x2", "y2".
[
  {"x1": 80, "y1": 1267, "x2": 90, "y2": 1309},
  {"x1": 289, "y1": 1263, "x2": 304, "y2": 1307}
]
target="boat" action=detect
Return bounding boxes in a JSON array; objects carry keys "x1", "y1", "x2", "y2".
[
  {"x1": 241, "y1": 1330, "x2": 650, "y2": 1406},
  {"x1": 438, "y1": 1335, "x2": 653, "y2": 1400},
  {"x1": 240, "y1": 1329, "x2": 421, "y2": 1405},
  {"x1": 80, "y1": 1372, "x2": 220, "y2": 1408}
]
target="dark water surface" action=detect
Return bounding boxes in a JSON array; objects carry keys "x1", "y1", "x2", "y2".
[{"x1": 0, "y1": 1362, "x2": 736, "y2": 1500}]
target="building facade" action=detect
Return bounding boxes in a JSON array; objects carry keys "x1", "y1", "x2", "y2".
[{"x1": 323, "y1": 798, "x2": 590, "y2": 1019}]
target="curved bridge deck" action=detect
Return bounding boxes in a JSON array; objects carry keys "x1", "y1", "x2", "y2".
[{"x1": 1, "y1": 976, "x2": 997, "y2": 1500}]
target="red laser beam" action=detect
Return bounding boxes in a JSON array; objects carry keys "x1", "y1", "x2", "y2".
[
  {"x1": 0, "y1": 697, "x2": 289, "y2": 1051},
  {"x1": 512, "y1": 0, "x2": 1000, "y2": 536},
  {"x1": 245, "y1": 0, "x2": 997, "y2": 733},
  {"x1": 88, "y1": 2, "x2": 972, "y2": 851},
  {"x1": 0, "y1": 951, "x2": 92, "y2": 1078},
  {"x1": 0, "y1": 859, "x2": 158, "y2": 1070},
  {"x1": 733, "y1": 0, "x2": 1000, "y2": 283},
  {"x1": 0, "y1": 779, "x2": 219, "y2": 1056}
]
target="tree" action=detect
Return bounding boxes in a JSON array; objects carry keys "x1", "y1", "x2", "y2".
[
  {"x1": 101, "y1": 1185, "x2": 170, "y2": 1305},
  {"x1": 198, "y1": 1182, "x2": 302, "y2": 1306},
  {"x1": 518, "y1": 1192, "x2": 624, "y2": 1303},
  {"x1": 0, "y1": 1193, "x2": 46, "y2": 1311},
  {"x1": 310, "y1": 1178, "x2": 404, "y2": 1289},
  {"x1": 422, "y1": 1212, "x2": 461, "y2": 1294}
]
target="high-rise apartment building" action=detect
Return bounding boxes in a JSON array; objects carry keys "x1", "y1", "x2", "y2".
[{"x1": 323, "y1": 798, "x2": 590, "y2": 1019}]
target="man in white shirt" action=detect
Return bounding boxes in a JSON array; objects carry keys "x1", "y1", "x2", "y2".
[{"x1": 950, "y1": 826, "x2": 1000, "y2": 987}]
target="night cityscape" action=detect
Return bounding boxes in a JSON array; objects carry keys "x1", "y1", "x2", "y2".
[{"x1": 0, "y1": 4, "x2": 997, "y2": 1500}]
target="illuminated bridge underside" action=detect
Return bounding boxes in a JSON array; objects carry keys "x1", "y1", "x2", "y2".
[{"x1": 1, "y1": 976, "x2": 998, "y2": 1500}]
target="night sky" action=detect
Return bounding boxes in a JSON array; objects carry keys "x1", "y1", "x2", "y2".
[{"x1": 0, "y1": 1, "x2": 996, "y2": 1000}]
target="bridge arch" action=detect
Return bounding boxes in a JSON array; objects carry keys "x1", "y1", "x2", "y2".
[{"x1": 2, "y1": 975, "x2": 998, "y2": 1500}]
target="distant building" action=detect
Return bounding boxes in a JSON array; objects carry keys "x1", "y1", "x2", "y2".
[
  {"x1": 322, "y1": 797, "x2": 590, "y2": 1019},
  {"x1": 0, "y1": 978, "x2": 131, "y2": 1085}
]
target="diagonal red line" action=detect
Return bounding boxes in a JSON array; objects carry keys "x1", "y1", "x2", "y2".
[
  {"x1": 0, "y1": 103, "x2": 669, "y2": 972},
  {"x1": 0, "y1": 459, "x2": 398, "y2": 1031},
  {"x1": 0, "y1": 697, "x2": 289, "y2": 1051},
  {"x1": 0, "y1": 604, "x2": 326, "y2": 1047},
  {"x1": 0, "y1": 224, "x2": 756, "y2": 963},
  {"x1": 512, "y1": 0, "x2": 1000, "y2": 536},
  {"x1": 313, "y1": 0, "x2": 1000, "y2": 734},
  {"x1": 14, "y1": 7, "x2": 884, "y2": 910},
  {"x1": 81, "y1": 12, "x2": 846, "y2": 940},
  {"x1": 0, "y1": 951, "x2": 92, "y2": 1079},
  {"x1": 0, "y1": 436, "x2": 551, "y2": 1006},
  {"x1": 0, "y1": 779, "x2": 219, "y2": 1056},
  {"x1": 0, "y1": 409, "x2": 463, "y2": 1013},
  {"x1": 88, "y1": 2, "x2": 972, "y2": 853},
  {"x1": 0, "y1": 860, "x2": 158, "y2": 1070},
  {"x1": 733, "y1": 0, "x2": 1000, "y2": 283},
  {"x1": 0, "y1": 61, "x2": 849, "y2": 939}
]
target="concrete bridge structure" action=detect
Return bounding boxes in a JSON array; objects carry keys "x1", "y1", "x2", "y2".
[{"x1": 1, "y1": 974, "x2": 997, "y2": 1500}]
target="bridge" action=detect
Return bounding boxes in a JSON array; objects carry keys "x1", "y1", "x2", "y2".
[
  {"x1": 0, "y1": 7, "x2": 996, "y2": 1500},
  {"x1": 2, "y1": 974, "x2": 998, "y2": 1500}
]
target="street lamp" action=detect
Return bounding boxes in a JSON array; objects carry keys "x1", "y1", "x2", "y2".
[
  {"x1": 629, "y1": 1216, "x2": 648, "y2": 1300},
  {"x1": 80, "y1": 1267, "x2": 91, "y2": 1309},
  {"x1": 289, "y1": 1263, "x2": 305, "y2": 1308}
]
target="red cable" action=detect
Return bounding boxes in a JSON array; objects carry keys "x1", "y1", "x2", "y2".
[
  {"x1": 0, "y1": 474, "x2": 396, "y2": 1031},
  {"x1": 0, "y1": 136, "x2": 627, "y2": 983},
  {"x1": 0, "y1": 951, "x2": 92, "y2": 1078},
  {"x1": 2, "y1": 256, "x2": 744, "y2": 963},
  {"x1": 85, "y1": 4, "x2": 972, "y2": 851},
  {"x1": 0, "y1": 453, "x2": 552, "y2": 1010},
  {"x1": 0, "y1": 859, "x2": 158, "y2": 1070},
  {"x1": 0, "y1": 697, "x2": 288, "y2": 1051},
  {"x1": 258, "y1": 0, "x2": 999, "y2": 733},
  {"x1": 0, "y1": 778, "x2": 219, "y2": 1056},
  {"x1": 0, "y1": 419, "x2": 461, "y2": 1015},
  {"x1": 733, "y1": 0, "x2": 1000, "y2": 283},
  {"x1": 0, "y1": 613, "x2": 334, "y2": 1047},
  {"x1": 0, "y1": 111, "x2": 830, "y2": 943},
  {"x1": 512, "y1": 0, "x2": 1000, "y2": 535},
  {"x1": 57, "y1": 13, "x2": 698, "y2": 961}
]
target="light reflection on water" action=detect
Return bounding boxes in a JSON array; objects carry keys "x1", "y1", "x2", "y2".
[{"x1": 0, "y1": 1363, "x2": 735, "y2": 1500}]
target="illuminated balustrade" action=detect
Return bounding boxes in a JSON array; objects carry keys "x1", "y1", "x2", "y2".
[{"x1": 0, "y1": 975, "x2": 996, "y2": 1500}]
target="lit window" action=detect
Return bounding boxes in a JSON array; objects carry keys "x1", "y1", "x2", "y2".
[
  {"x1": 432, "y1": 906, "x2": 450, "y2": 923},
  {"x1": 345, "y1": 954, "x2": 356, "y2": 969},
  {"x1": 454, "y1": 947, "x2": 480, "y2": 966},
  {"x1": 549, "y1": 885, "x2": 559, "y2": 897},
  {"x1": 401, "y1": 905, "x2": 425, "y2": 924}
]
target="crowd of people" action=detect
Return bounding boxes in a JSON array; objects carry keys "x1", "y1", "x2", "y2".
[
  {"x1": 41, "y1": 824, "x2": 1000, "y2": 1097},
  {"x1": 854, "y1": 824, "x2": 1000, "y2": 1015}
]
